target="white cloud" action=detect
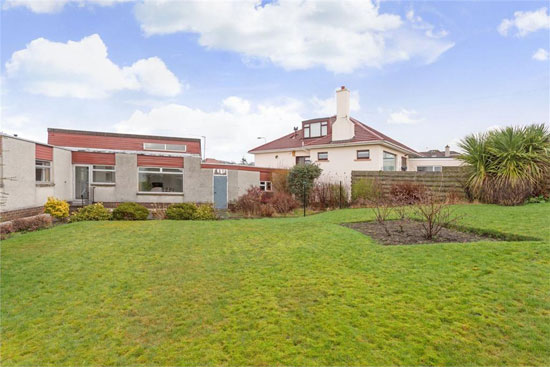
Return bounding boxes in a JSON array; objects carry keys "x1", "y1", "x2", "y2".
[
  {"x1": 114, "y1": 98, "x2": 304, "y2": 161},
  {"x1": 5, "y1": 34, "x2": 181, "y2": 99},
  {"x1": 134, "y1": 0, "x2": 454, "y2": 73},
  {"x1": 3, "y1": 0, "x2": 131, "y2": 13},
  {"x1": 498, "y1": 7, "x2": 550, "y2": 37},
  {"x1": 532, "y1": 48, "x2": 549, "y2": 61},
  {"x1": 387, "y1": 108, "x2": 423, "y2": 125},
  {"x1": 311, "y1": 90, "x2": 360, "y2": 116}
]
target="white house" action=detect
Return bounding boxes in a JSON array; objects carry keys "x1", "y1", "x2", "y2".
[{"x1": 249, "y1": 86, "x2": 462, "y2": 186}]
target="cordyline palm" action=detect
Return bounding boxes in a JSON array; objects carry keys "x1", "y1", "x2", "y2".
[{"x1": 458, "y1": 123, "x2": 550, "y2": 204}]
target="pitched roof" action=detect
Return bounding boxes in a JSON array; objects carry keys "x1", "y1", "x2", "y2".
[
  {"x1": 248, "y1": 116, "x2": 418, "y2": 155},
  {"x1": 418, "y1": 149, "x2": 460, "y2": 158}
]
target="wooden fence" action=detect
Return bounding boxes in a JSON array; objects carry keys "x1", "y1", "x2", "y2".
[{"x1": 351, "y1": 167, "x2": 468, "y2": 200}]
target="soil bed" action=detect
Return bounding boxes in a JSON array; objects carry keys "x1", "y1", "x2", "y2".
[{"x1": 343, "y1": 219, "x2": 494, "y2": 245}]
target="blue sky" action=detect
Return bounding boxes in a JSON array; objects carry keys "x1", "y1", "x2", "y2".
[{"x1": 1, "y1": 0, "x2": 548, "y2": 161}]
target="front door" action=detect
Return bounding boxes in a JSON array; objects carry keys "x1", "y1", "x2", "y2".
[
  {"x1": 213, "y1": 174, "x2": 228, "y2": 209},
  {"x1": 75, "y1": 166, "x2": 90, "y2": 200}
]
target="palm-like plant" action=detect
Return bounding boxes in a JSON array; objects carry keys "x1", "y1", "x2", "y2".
[{"x1": 458, "y1": 124, "x2": 550, "y2": 205}]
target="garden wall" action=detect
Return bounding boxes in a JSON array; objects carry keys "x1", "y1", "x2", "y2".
[{"x1": 351, "y1": 167, "x2": 467, "y2": 200}]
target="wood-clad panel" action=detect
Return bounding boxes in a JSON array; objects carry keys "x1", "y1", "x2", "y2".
[
  {"x1": 137, "y1": 155, "x2": 183, "y2": 168},
  {"x1": 48, "y1": 131, "x2": 201, "y2": 155},
  {"x1": 35, "y1": 144, "x2": 53, "y2": 161},
  {"x1": 72, "y1": 152, "x2": 116, "y2": 165}
]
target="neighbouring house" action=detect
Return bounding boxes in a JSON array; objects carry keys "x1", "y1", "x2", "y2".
[
  {"x1": 249, "y1": 86, "x2": 462, "y2": 186},
  {"x1": 409, "y1": 146, "x2": 462, "y2": 172},
  {"x1": 0, "y1": 129, "x2": 275, "y2": 221}
]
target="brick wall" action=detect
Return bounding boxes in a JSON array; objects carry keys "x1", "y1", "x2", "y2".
[{"x1": 352, "y1": 166, "x2": 468, "y2": 200}]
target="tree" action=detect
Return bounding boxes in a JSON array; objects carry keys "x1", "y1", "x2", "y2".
[
  {"x1": 287, "y1": 164, "x2": 322, "y2": 204},
  {"x1": 458, "y1": 124, "x2": 550, "y2": 205}
]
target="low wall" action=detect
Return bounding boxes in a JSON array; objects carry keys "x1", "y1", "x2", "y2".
[{"x1": 351, "y1": 167, "x2": 468, "y2": 200}]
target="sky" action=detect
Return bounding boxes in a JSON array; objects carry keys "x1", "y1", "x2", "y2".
[{"x1": 1, "y1": 0, "x2": 549, "y2": 162}]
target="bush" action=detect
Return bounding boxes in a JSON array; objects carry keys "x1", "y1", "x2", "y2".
[
  {"x1": 166, "y1": 203, "x2": 198, "y2": 220},
  {"x1": 194, "y1": 204, "x2": 217, "y2": 220},
  {"x1": 112, "y1": 202, "x2": 149, "y2": 220},
  {"x1": 287, "y1": 164, "x2": 322, "y2": 204},
  {"x1": 44, "y1": 197, "x2": 70, "y2": 220},
  {"x1": 233, "y1": 187, "x2": 264, "y2": 216},
  {"x1": 11, "y1": 214, "x2": 52, "y2": 233},
  {"x1": 310, "y1": 182, "x2": 349, "y2": 210},
  {"x1": 389, "y1": 182, "x2": 426, "y2": 205},
  {"x1": 0, "y1": 221, "x2": 14, "y2": 239},
  {"x1": 351, "y1": 178, "x2": 382, "y2": 204},
  {"x1": 272, "y1": 170, "x2": 290, "y2": 193},
  {"x1": 260, "y1": 203, "x2": 275, "y2": 217},
  {"x1": 269, "y1": 192, "x2": 299, "y2": 214},
  {"x1": 70, "y1": 203, "x2": 111, "y2": 222}
]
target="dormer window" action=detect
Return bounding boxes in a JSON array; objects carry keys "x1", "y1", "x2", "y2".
[{"x1": 303, "y1": 121, "x2": 328, "y2": 138}]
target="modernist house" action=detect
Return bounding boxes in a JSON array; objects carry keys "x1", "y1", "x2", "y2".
[
  {"x1": 0, "y1": 129, "x2": 274, "y2": 220},
  {"x1": 249, "y1": 86, "x2": 461, "y2": 185}
]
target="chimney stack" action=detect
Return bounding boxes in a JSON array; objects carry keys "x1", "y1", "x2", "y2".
[
  {"x1": 332, "y1": 86, "x2": 355, "y2": 141},
  {"x1": 445, "y1": 145, "x2": 450, "y2": 157}
]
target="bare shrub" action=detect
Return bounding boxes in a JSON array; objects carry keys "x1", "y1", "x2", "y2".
[
  {"x1": 389, "y1": 182, "x2": 426, "y2": 205},
  {"x1": 150, "y1": 203, "x2": 167, "y2": 220},
  {"x1": 272, "y1": 170, "x2": 290, "y2": 193},
  {"x1": 260, "y1": 203, "x2": 276, "y2": 217},
  {"x1": 11, "y1": 214, "x2": 52, "y2": 233},
  {"x1": 310, "y1": 182, "x2": 349, "y2": 210},
  {"x1": 233, "y1": 187, "x2": 264, "y2": 216},
  {"x1": 412, "y1": 189, "x2": 462, "y2": 240},
  {"x1": 269, "y1": 192, "x2": 299, "y2": 214}
]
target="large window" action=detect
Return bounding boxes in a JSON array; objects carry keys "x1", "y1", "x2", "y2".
[
  {"x1": 417, "y1": 166, "x2": 442, "y2": 172},
  {"x1": 92, "y1": 165, "x2": 115, "y2": 184},
  {"x1": 260, "y1": 181, "x2": 272, "y2": 191},
  {"x1": 382, "y1": 152, "x2": 396, "y2": 171},
  {"x1": 143, "y1": 143, "x2": 187, "y2": 152},
  {"x1": 303, "y1": 121, "x2": 328, "y2": 138},
  {"x1": 138, "y1": 167, "x2": 183, "y2": 193},
  {"x1": 356, "y1": 150, "x2": 370, "y2": 159},
  {"x1": 317, "y1": 152, "x2": 328, "y2": 161},
  {"x1": 36, "y1": 160, "x2": 51, "y2": 182},
  {"x1": 296, "y1": 156, "x2": 311, "y2": 165}
]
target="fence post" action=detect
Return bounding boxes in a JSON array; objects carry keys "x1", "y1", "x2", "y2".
[
  {"x1": 339, "y1": 181, "x2": 342, "y2": 209},
  {"x1": 303, "y1": 180, "x2": 306, "y2": 217}
]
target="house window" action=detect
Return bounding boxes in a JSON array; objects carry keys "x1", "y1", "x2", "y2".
[
  {"x1": 296, "y1": 156, "x2": 311, "y2": 165},
  {"x1": 357, "y1": 150, "x2": 370, "y2": 159},
  {"x1": 260, "y1": 181, "x2": 272, "y2": 191},
  {"x1": 143, "y1": 143, "x2": 187, "y2": 152},
  {"x1": 382, "y1": 152, "x2": 396, "y2": 171},
  {"x1": 138, "y1": 167, "x2": 183, "y2": 193},
  {"x1": 317, "y1": 152, "x2": 328, "y2": 161},
  {"x1": 417, "y1": 166, "x2": 442, "y2": 172},
  {"x1": 92, "y1": 165, "x2": 115, "y2": 184},
  {"x1": 303, "y1": 121, "x2": 328, "y2": 138},
  {"x1": 36, "y1": 160, "x2": 51, "y2": 182}
]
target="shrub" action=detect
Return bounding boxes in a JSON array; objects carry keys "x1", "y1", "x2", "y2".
[
  {"x1": 112, "y1": 202, "x2": 149, "y2": 220},
  {"x1": 310, "y1": 182, "x2": 349, "y2": 210},
  {"x1": 150, "y1": 203, "x2": 167, "y2": 220},
  {"x1": 389, "y1": 182, "x2": 426, "y2": 205},
  {"x1": 194, "y1": 204, "x2": 217, "y2": 220},
  {"x1": 70, "y1": 203, "x2": 111, "y2": 222},
  {"x1": 11, "y1": 214, "x2": 52, "y2": 233},
  {"x1": 272, "y1": 170, "x2": 290, "y2": 193},
  {"x1": 269, "y1": 192, "x2": 299, "y2": 214},
  {"x1": 260, "y1": 203, "x2": 275, "y2": 217},
  {"x1": 0, "y1": 221, "x2": 14, "y2": 239},
  {"x1": 44, "y1": 197, "x2": 70, "y2": 220},
  {"x1": 458, "y1": 124, "x2": 550, "y2": 205},
  {"x1": 287, "y1": 164, "x2": 322, "y2": 204},
  {"x1": 412, "y1": 189, "x2": 462, "y2": 240},
  {"x1": 166, "y1": 203, "x2": 198, "y2": 220},
  {"x1": 352, "y1": 178, "x2": 382, "y2": 204},
  {"x1": 233, "y1": 187, "x2": 264, "y2": 216}
]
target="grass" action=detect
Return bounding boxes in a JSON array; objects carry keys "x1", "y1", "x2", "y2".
[{"x1": 2, "y1": 203, "x2": 550, "y2": 365}]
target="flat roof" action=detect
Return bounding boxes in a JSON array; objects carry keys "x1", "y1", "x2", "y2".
[{"x1": 47, "y1": 128, "x2": 202, "y2": 143}]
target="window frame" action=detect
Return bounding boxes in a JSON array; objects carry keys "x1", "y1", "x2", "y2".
[
  {"x1": 35, "y1": 160, "x2": 52, "y2": 183},
  {"x1": 356, "y1": 150, "x2": 370, "y2": 160},
  {"x1": 137, "y1": 166, "x2": 184, "y2": 194},
  {"x1": 417, "y1": 166, "x2": 443, "y2": 172},
  {"x1": 295, "y1": 156, "x2": 311, "y2": 165},
  {"x1": 317, "y1": 152, "x2": 328, "y2": 161},
  {"x1": 303, "y1": 121, "x2": 328, "y2": 139},
  {"x1": 259, "y1": 181, "x2": 272, "y2": 192},
  {"x1": 143, "y1": 143, "x2": 187, "y2": 152},
  {"x1": 91, "y1": 165, "x2": 116, "y2": 184},
  {"x1": 382, "y1": 151, "x2": 397, "y2": 172}
]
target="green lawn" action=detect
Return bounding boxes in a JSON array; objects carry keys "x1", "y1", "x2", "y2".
[{"x1": 2, "y1": 203, "x2": 550, "y2": 365}]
